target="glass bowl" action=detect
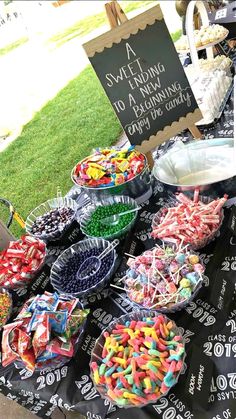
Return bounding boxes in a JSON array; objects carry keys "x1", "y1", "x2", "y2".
[
  {"x1": 14, "y1": 298, "x2": 87, "y2": 372},
  {"x1": 90, "y1": 310, "x2": 186, "y2": 408},
  {"x1": 79, "y1": 195, "x2": 139, "y2": 241},
  {"x1": 123, "y1": 244, "x2": 205, "y2": 313},
  {"x1": 50, "y1": 238, "x2": 117, "y2": 299},
  {"x1": 152, "y1": 195, "x2": 224, "y2": 250},
  {"x1": 0, "y1": 236, "x2": 47, "y2": 289},
  {"x1": 25, "y1": 197, "x2": 78, "y2": 242},
  {"x1": 124, "y1": 276, "x2": 204, "y2": 314}
]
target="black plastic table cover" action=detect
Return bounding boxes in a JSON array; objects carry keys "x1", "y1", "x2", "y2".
[{"x1": 0, "y1": 94, "x2": 235, "y2": 419}]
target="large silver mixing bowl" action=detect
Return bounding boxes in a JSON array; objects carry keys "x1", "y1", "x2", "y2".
[{"x1": 153, "y1": 138, "x2": 236, "y2": 195}]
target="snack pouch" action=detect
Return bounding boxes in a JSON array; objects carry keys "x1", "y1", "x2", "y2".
[
  {"x1": 45, "y1": 310, "x2": 67, "y2": 334},
  {"x1": 46, "y1": 338, "x2": 74, "y2": 358},
  {"x1": 58, "y1": 308, "x2": 89, "y2": 341},
  {"x1": 18, "y1": 329, "x2": 36, "y2": 372},
  {"x1": 57, "y1": 298, "x2": 78, "y2": 315},
  {"x1": 32, "y1": 315, "x2": 50, "y2": 358},
  {"x1": 2, "y1": 321, "x2": 22, "y2": 367}
]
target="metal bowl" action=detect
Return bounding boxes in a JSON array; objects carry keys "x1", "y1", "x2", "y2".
[
  {"x1": 79, "y1": 195, "x2": 139, "y2": 241},
  {"x1": 153, "y1": 138, "x2": 236, "y2": 196},
  {"x1": 25, "y1": 197, "x2": 78, "y2": 242},
  {"x1": 90, "y1": 310, "x2": 186, "y2": 408},
  {"x1": 71, "y1": 152, "x2": 152, "y2": 204}
]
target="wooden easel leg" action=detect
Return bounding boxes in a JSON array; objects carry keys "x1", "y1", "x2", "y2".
[
  {"x1": 189, "y1": 124, "x2": 202, "y2": 139},
  {"x1": 145, "y1": 151, "x2": 154, "y2": 169}
]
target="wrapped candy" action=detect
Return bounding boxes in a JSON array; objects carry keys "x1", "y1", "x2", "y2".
[
  {"x1": 2, "y1": 292, "x2": 89, "y2": 372},
  {"x1": 0, "y1": 235, "x2": 46, "y2": 289},
  {"x1": 73, "y1": 147, "x2": 146, "y2": 188},
  {"x1": 151, "y1": 193, "x2": 227, "y2": 250}
]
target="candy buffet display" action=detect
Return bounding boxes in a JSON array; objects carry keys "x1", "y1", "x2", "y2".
[
  {"x1": 175, "y1": 24, "x2": 228, "y2": 51},
  {"x1": 2, "y1": 292, "x2": 89, "y2": 372},
  {"x1": 151, "y1": 192, "x2": 226, "y2": 250},
  {"x1": 0, "y1": 289, "x2": 12, "y2": 328},
  {"x1": 0, "y1": 235, "x2": 46, "y2": 289},
  {"x1": 72, "y1": 147, "x2": 146, "y2": 188},
  {"x1": 123, "y1": 243, "x2": 204, "y2": 311},
  {"x1": 26, "y1": 197, "x2": 78, "y2": 241},
  {"x1": 80, "y1": 195, "x2": 139, "y2": 240},
  {"x1": 90, "y1": 312, "x2": 185, "y2": 408},
  {"x1": 50, "y1": 238, "x2": 117, "y2": 298}
]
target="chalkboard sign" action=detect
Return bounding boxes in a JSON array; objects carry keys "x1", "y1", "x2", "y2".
[
  {"x1": 83, "y1": 5, "x2": 202, "y2": 152},
  {"x1": 217, "y1": 39, "x2": 236, "y2": 63}
]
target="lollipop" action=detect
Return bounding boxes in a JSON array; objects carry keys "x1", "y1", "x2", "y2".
[{"x1": 123, "y1": 242, "x2": 204, "y2": 311}]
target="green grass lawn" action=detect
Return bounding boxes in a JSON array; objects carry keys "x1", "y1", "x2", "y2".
[
  {"x1": 0, "y1": 66, "x2": 122, "y2": 237},
  {"x1": 171, "y1": 29, "x2": 182, "y2": 42},
  {"x1": 0, "y1": 36, "x2": 28, "y2": 57},
  {"x1": 48, "y1": 0, "x2": 155, "y2": 48}
]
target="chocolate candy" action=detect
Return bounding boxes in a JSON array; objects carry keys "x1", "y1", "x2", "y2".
[{"x1": 30, "y1": 207, "x2": 75, "y2": 238}]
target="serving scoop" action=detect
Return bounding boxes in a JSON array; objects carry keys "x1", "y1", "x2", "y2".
[
  {"x1": 76, "y1": 239, "x2": 119, "y2": 280},
  {"x1": 100, "y1": 207, "x2": 141, "y2": 226}
]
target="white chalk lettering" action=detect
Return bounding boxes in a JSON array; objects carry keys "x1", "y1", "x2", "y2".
[
  {"x1": 126, "y1": 42, "x2": 136, "y2": 60},
  {"x1": 127, "y1": 117, "x2": 150, "y2": 135},
  {"x1": 105, "y1": 58, "x2": 143, "y2": 87},
  {"x1": 129, "y1": 93, "x2": 136, "y2": 106}
]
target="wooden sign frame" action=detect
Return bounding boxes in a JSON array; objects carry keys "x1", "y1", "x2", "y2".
[{"x1": 83, "y1": 3, "x2": 202, "y2": 156}]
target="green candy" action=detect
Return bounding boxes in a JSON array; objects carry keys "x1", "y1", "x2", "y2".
[{"x1": 85, "y1": 203, "x2": 136, "y2": 238}]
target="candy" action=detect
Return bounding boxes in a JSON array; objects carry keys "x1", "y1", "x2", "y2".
[
  {"x1": 73, "y1": 147, "x2": 145, "y2": 188},
  {"x1": 123, "y1": 242, "x2": 205, "y2": 310},
  {"x1": 30, "y1": 207, "x2": 75, "y2": 238},
  {"x1": 51, "y1": 244, "x2": 115, "y2": 296},
  {"x1": 91, "y1": 314, "x2": 185, "y2": 407},
  {"x1": 84, "y1": 203, "x2": 135, "y2": 238},
  {"x1": 0, "y1": 235, "x2": 46, "y2": 289},
  {"x1": 151, "y1": 193, "x2": 227, "y2": 249},
  {"x1": 0, "y1": 290, "x2": 12, "y2": 328},
  {"x1": 2, "y1": 292, "x2": 89, "y2": 371}
]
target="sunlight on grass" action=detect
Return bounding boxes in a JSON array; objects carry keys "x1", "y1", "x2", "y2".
[
  {"x1": 0, "y1": 37, "x2": 28, "y2": 56},
  {"x1": 48, "y1": 0, "x2": 155, "y2": 48}
]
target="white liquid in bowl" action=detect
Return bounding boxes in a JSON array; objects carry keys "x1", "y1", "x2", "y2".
[{"x1": 178, "y1": 168, "x2": 235, "y2": 186}]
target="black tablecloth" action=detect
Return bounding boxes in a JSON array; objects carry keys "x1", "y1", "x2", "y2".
[{"x1": 0, "y1": 94, "x2": 235, "y2": 419}]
